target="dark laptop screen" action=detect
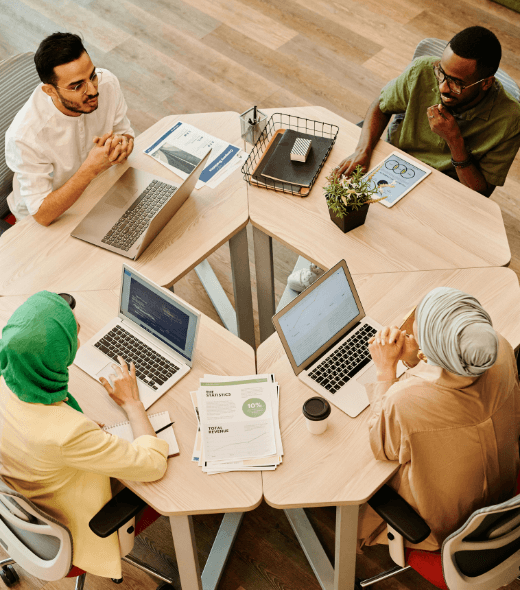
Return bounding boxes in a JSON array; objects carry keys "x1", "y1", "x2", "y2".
[
  {"x1": 120, "y1": 268, "x2": 198, "y2": 362},
  {"x1": 277, "y1": 266, "x2": 361, "y2": 366}
]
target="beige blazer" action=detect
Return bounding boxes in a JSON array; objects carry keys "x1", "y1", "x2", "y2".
[
  {"x1": 359, "y1": 333, "x2": 520, "y2": 550},
  {"x1": 0, "y1": 379, "x2": 168, "y2": 578}
]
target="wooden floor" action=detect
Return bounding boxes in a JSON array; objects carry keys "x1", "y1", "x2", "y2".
[{"x1": 2, "y1": 0, "x2": 520, "y2": 589}]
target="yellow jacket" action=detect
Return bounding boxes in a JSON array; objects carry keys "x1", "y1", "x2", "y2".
[{"x1": 0, "y1": 379, "x2": 168, "y2": 578}]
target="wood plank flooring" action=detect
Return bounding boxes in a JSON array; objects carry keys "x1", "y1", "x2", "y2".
[{"x1": 2, "y1": 0, "x2": 520, "y2": 589}]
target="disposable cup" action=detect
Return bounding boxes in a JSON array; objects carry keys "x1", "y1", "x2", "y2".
[{"x1": 302, "y1": 397, "x2": 331, "y2": 435}]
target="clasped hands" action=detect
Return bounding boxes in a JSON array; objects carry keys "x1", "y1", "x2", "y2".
[
  {"x1": 86, "y1": 130, "x2": 134, "y2": 176},
  {"x1": 368, "y1": 326, "x2": 420, "y2": 381}
]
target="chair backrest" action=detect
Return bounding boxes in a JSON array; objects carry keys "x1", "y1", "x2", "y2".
[
  {"x1": 442, "y1": 492, "x2": 520, "y2": 590},
  {"x1": 0, "y1": 477, "x2": 73, "y2": 581},
  {"x1": 0, "y1": 52, "x2": 41, "y2": 217},
  {"x1": 413, "y1": 38, "x2": 520, "y2": 102}
]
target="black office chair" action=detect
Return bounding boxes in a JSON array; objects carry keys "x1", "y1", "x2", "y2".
[
  {"x1": 357, "y1": 474, "x2": 520, "y2": 590},
  {"x1": 0, "y1": 52, "x2": 41, "y2": 236}
]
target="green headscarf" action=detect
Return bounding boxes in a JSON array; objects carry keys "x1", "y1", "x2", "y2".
[{"x1": 0, "y1": 291, "x2": 83, "y2": 412}]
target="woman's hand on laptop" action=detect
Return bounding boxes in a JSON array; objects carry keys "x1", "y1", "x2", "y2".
[
  {"x1": 368, "y1": 326, "x2": 405, "y2": 381},
  {"x1": 99, "y1": 356, "x2": 142, "y2": 411}
]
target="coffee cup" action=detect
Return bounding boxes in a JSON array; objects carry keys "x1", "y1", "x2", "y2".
[{"x1": 302, "y1": 397, "x2": 331, "y2": 434}]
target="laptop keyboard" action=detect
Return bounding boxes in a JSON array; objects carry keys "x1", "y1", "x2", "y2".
[
  {"x1": 94, "y1": 325, "x2": 180, "y2": 390},
  {"x1": 101, "y1": 180, "x2": 178, "y2": 251},
  {"x1": 308, "y1": 324, "x2": 377, "y2": 394}
]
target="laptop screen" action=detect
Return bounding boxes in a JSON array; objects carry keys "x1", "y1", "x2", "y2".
[
  {"x1": 277, "y1": 265, "x2": 361, "y2": 367},
  {"x1": 120, "y1": 268, "x2": 199, "y2": 362}
]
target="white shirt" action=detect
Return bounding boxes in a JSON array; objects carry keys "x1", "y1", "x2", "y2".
[{"x1": 5, "y1": 69, "x2": 134, "y2": 221}]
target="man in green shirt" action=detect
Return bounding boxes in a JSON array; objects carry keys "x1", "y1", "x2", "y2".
[
  {"x1": 288, "y1": 26, "x2": 520, "y2": 292},
  {"x1": 337, "y1": 26, "x2": 520, "y2": 198}
]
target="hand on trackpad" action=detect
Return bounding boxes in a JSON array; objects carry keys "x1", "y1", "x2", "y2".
[{"x1": 96, "y1": 363, "x2": 118, "y2": 385}]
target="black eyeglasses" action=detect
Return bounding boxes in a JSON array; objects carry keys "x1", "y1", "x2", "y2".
[{"x1": 432, "y1": 62, "x2": 488, "y2": 95}]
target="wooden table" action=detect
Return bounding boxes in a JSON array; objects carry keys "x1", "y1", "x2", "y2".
[
  {"x1": 258, "y1": 267, "x2": 520, "y2": 590},
  {"x1": 0, "y1": 111, "x2": 255, "y2": 348},
  {"x1": 248, "y1": 106, "x2": 511, "y2": 342},
  {"x1": 0, "y1": 290, "x2": 261, "y2": 590}
]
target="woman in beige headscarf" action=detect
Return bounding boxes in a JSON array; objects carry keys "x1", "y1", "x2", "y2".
[{"x1": 358, "y1": 287, "x2": 520, "y2": 551}]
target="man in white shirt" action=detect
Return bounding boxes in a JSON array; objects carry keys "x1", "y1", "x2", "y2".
[{"x1": 5, "y1": 32, "x2": 135, "y2": 226}]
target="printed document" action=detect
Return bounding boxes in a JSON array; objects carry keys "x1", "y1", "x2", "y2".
[{"x1": 143, "y1": 121, "x2": 244, "y2": 189}]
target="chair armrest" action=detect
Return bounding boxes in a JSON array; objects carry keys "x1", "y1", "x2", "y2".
[
  {"x1": 89, "y1": 487, "x2": 147, "y2": 538},
  {"x1": 368, "y1": 484, "x2": 431, "y2": 544}
]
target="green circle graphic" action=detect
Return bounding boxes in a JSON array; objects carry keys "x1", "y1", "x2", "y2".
[{"x1": 242, "y1": 398, "x2": 266, "y2": 418}]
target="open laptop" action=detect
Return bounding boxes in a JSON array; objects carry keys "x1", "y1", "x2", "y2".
[
  {"x1": 71, "y1": 150, "x2": 211, "y2": 260},
  {"x1": 273, "y1": 259, "x2": 403, "y2": 418},
  {"x1": 75, "y1": 264, "x2": 201, "y2": 410}
]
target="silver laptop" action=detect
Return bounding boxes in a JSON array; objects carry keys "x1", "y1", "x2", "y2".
[
  {"x1": 273, "y1": 260, "x2": 403, "y2": 418},
  {"x1": 75, "y1": 264, "x2": 201, "y2": 410},
  {"x1": 71, "y1": 150, "x2": 211, "y2": 260}
]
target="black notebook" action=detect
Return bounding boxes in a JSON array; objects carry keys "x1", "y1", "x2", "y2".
[
  {"x1": 261, "y1": 129, "x2": 334, "y2": 187},
  {"x1": 251, "y1": 131, "x2": 301, "y2": 194}
]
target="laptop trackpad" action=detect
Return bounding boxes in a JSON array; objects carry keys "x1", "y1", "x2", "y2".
[
  {"x1": 356, "y1": 364, "x2": 378, "y2": 386},
  {"x1": 96, "y1": 363, "x2": 118, "y2": 385}
]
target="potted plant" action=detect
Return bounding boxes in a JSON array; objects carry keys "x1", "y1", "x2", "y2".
[{"x1": 324, "y1": 165, "x2": 391, "y2": 233}]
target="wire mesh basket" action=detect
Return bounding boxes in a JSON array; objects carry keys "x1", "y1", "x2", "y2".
[{"x1": 241, "y1": 113, "x2": 339, "y2": 196}]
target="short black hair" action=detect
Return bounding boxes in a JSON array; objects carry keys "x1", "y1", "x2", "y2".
[
  {"x1": 34, "y1": 32, "x2": 86, "y2": 85},
  {"x1": 449, "y1": 26, "x2": 501, "y2": 78}
]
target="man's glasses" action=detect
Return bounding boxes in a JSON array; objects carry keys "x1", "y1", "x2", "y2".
[
  {"x1": 54, "y1": 69, "x2": 101, "y2": 95},
  {"x1": 432, "y1": 62, "x2": 488, "y2": 95}
]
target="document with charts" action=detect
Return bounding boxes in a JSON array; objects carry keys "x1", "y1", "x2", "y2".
[
  {"x1": 143, "y1": 121, "x2": 245, "y2": 190},
  {"x1": 196, "y1": 375, "x2": 278, "y2": 466}
]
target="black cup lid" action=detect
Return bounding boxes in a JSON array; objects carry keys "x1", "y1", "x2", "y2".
[
  {"x1": 58, "y1": 293, "x2": 76, "y2": 310},
  {"x1": 302, "y1": 397, "x2": 331, "y2": 421}
]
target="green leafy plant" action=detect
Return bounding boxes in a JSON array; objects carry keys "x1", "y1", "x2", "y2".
[{"x1": 324, "y1": 165, "x2": 391, "y2": 219}]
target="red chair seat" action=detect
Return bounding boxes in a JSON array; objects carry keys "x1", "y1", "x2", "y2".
[
  {"x1": 66, "y1": 506, "x2": 161, "y2": 578},
  {"x1": 405, "y1": 548, "x2": 447, "y2": 590}
]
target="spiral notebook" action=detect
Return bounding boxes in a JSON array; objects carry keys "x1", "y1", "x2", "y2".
[{"x1": 104, "y1": 411, "x2": 179, "y2": 457}]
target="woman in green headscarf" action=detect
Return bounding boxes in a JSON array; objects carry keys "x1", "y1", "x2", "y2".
[
  {"x1": 357, "y1": 287, "x2": 520, "y2": 552},
  {"x1": 0, "y1": 291, "x2": 169, "y2": 578}
]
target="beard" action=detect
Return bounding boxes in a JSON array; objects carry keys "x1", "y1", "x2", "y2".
[{"x1": 56, "y1": 89, "x2": 99, "y2": 114}]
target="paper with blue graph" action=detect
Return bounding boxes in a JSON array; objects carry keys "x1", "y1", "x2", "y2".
[{"x1": 143, "y1": 121, "x2": 245, "y2": 189}]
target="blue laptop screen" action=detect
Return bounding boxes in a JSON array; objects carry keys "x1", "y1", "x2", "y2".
[
  {"x1": 278, "y1": 267, "x2": 361, "y2": 367},
  {"x1": 120, "y1": 269, "x2": 198, "y2": 362}
]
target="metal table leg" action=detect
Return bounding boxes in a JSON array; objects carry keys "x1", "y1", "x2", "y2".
[
  {"x1": 252, "y1": 226, "x2": 275, "y2": 343},
  {"x1": 169, "y1": 515, "x2": 202, "y2": 590},
  {"x1": 229, "y1": 227, "x2": 255, "y2": 348},
  {"x1": 335, "y1": 505, "x2": 359, "y2": 590},
  {"x1": 284, "y1": 505, "x2": 360, "y2": 590},
  {"x1": 194, "y1": 227, "x2": 254, "y2": 348},
  {"x1": 169, "y1": 512, "x2": 244, "y2": 590}
]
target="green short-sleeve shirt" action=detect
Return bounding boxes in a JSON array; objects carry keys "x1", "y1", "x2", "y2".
[{"x1": 379, "y1": 56, "x2": 520, "y2": 186}]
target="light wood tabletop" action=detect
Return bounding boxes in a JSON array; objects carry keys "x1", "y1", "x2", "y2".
[
  {"x1": 0, "y1": 111, "x2": 248, "y2": 297},
  {"x1": 248, "y1": 106, "x2": 511, "y2": 276},
  {"x1": 0, "y1": 290, "x2": 261, "y2": 516},
  {"x1": 260, "y1": 266, "x2": 520, "y2": 510},
  {"x1": 258, "y1": 266, "x2": 520, "y2": 590}
]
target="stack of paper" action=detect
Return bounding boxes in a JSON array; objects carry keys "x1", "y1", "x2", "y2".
[
  {"x1": 191, "y1": 374, "x2": 283, "y2": 475},
  {"x1": 144, "y1": 121, "x2": 247, "y2": 190}
]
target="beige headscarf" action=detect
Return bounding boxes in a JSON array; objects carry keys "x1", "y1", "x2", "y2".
[{"x1": 416, "y1": 287, "x2": 498, "y2": 377}]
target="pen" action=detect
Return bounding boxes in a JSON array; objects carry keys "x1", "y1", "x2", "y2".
[
  {"x1": 155, "y1": 422, "x2": 174, "y2": 434},
  {"x1": 253, "y1": 105, "x2": 257, "y2": 123}
]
